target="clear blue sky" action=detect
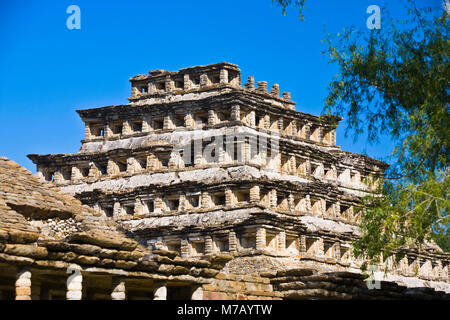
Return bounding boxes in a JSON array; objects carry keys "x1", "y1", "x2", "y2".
[{"x1": 0, "y1": 0, "x2": 441, "y2": 172}]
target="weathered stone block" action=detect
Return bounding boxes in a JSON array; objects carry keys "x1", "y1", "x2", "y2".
[
  {"x1": 70, "y1": 243, "x2": 102, "y2": 256},
  {"x1": 97, "y1": 258, "x2": 115, "y2": 268},
  {"x1": 114, "y1": 260, "x2": 137, "y2": 270},
  {"x1": 68, "y1": 232, "x2": 137, "y2": 251},
  {"x1": 157, "y1": 264, "x2": 174, "y2": 274},
  {"x1": 173, "y1": 265, "x2": 190, "y2": 275},
  {"x1": 99, "y1": 248, "x2": 117, "y2": 258},
  {"x1": 152, "y1": 249, "x2": 178, "y2": 259},
  {"x1": 136, "y1": 260, "x2": 159, "y2": 272},
  {"x1": 8, "y1": 231, "x2": 40, "y2": 244},
  {"x1": 5, "y1": 244, "x2": 48, "y2": 259},
  {"x1": 75, "y1": 255, "x2": 100, "y2": 265},
  {"x1": 200, "y1": 268, "x2": 219, "y2": 278}
]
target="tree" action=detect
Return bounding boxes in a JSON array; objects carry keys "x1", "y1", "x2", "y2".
[
  {"x1": 273, "y1": 0, "x2": 450, "y2": 265},
  {"x1": 322, "y1": 2, "x2": 449, "y2": 265},
  {"x1": 272, "y1": 0, "x2": 307, "y2": 21}
]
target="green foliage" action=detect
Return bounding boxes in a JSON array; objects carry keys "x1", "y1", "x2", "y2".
[
  {"x1": 272, "y1": 0, "x2": 307, "y2": 20},
  {"x1": 356, "y1": 170, "x2": 449, "y2": 263},
  {"x1": 434, "y1": 229, "x2": 450, "y2": 252},
  {"x1": 322, "y1": 1, "x2": 450, "y2": 263}
]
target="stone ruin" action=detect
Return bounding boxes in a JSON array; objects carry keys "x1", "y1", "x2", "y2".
[
  {"x1": 16, "y1": 62, "x2": 449, "y2": 299},
  {"x1": 0, "y1": 156, "x2": 230, "y2": 300}
]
